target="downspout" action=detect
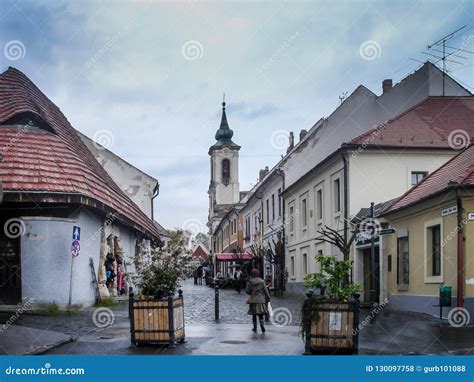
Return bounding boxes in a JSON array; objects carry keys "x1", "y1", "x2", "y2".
[
  {"x1": 455, "y1": 185, "x2": 465, "y2": 308},
  {"x1": 151, "y1": 183, "x2": 159, "y2": 222},
  {"x1": 342, "y1": 149, "x2": 349, "y2": 261}
]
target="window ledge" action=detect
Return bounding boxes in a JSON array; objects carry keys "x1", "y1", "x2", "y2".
[
  {"x1": 425, "y1": 276, "x2": 443, "y2": 284},
  {"x1": 397, "y1": 285, "x2": 409, "y2": 291}
]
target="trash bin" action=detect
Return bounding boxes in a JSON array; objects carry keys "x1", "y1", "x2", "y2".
[{"x1": 439, "y1": 285, "x2": 452, "y2": 307}]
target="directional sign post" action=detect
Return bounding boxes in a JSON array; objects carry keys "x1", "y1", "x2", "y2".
[{"x1": 69, "y1": 225, "x2": 81, "y2": 309}]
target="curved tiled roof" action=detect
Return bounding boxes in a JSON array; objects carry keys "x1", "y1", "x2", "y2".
[
  {"x1": 384, "y1": 144, "x2": 474, "y2": 214},
  {"x1": 348, "y1": 97, "x2": 474, "y2": 148},
  {"x1": 0, "y1": 67, "x2": 160, "y2": 239}
]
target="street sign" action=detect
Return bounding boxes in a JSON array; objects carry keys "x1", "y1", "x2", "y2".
[
  {"x1": 71, "y1": 240, "x2": 80, "y2": 257},
  {"x1": 468, "y1": 213, "x2": 474, "y2": 221},
  {"x1": 379, "y1": 228, "x2": 396, "y2": 236},
  {"x1": 72, "y1": 226, "x2": 81, "y2": 240}
]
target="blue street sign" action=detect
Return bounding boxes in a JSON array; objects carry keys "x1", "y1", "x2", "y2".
[
  {"x1": 71, "y1": 240, "x2": 80, "y2": 257},
  {"x1": 72, "y1": 226, "x2": 81, "y2": 241}
]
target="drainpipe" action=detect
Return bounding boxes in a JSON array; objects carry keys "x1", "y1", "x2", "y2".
[
  {"x1": 456, "y1": 185, "x2": 465, "y2": 308},
  {"x1": 151, "y1": 183, "x2": 159, "y2": 222},
  {"x1": 342, "y1": 149, "x2": 349, "y2": 261}
]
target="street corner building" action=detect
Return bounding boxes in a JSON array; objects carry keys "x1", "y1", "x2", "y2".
[
  {"x1": 380, "y1": 144, "x2": 474, "y2": 323},
  {"x1": 0, "y1": 67, "x2": 164, "y2": 310}
]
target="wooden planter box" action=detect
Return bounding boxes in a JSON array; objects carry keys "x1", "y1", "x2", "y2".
[
  {"x1": 129, "y1": 291, "x2": 185, "y2": 346},
  {"x1": 303, "y1": 297, "x2": 360, "y2": 355}
]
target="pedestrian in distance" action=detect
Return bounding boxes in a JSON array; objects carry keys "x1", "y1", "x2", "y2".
[
  {"x1": 234, "y1": 268, "x2": 242, "y2": 293},
  {"x1": 246, "y1": 269, "x2": 271, "y2": 333}
]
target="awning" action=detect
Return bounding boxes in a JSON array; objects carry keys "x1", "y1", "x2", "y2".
[{"x1": 215, "y1": 253, "x2": 253, "y2": 262}]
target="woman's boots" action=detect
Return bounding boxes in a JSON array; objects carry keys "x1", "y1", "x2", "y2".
[
  {"x1": 259, "y1": 316, "x2": 266, "y2": 333},
  {"x1": 252, "y1": 315, "x2": 266, "y2": 333}
]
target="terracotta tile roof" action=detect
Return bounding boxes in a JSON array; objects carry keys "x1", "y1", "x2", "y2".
[
  {"x1": 347, "y1": 97, "x2": 474, "y2": 148},
  {"x1": 384, "y1": 144, "x2": 474, "y2": 214},
  {"x1": 0, "y1": 67, "x2": 160, "y2": 239}
]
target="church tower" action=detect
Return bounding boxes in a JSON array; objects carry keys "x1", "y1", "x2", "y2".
[{"x1": 208, "y1": 98, "x2": 240, "y2": 235}]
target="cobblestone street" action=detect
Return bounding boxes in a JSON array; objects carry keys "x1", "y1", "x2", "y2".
[{"x1": 182, "y1": 278, "x2": 305, "y2": 325}]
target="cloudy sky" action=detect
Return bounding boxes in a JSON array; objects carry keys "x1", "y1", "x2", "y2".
[{"x1": 1, "y1": 0, "x2": 473, "y2": 232}]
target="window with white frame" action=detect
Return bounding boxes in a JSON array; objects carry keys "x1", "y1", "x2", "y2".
[
  {"x1": 271, "y1": 194, "x2": 275, "y2": 221},
  {"x1": 302, "y1": 252, "x2": 308, "y2": 275},
  {"x1": 278, "y1": 188, "x2": 282, "y2": 217},
  {"x1": 290, "y1": 255, "x2": 295, "y2": 278},
  {"x1": 316, "y1": 187, "x2": 323, "y2": 222},
  {"x1": 424, "y1": 219, "x2": 443, "y2": 283},
  {"x1": 301, "y1": 197, "x2": 308, "y2": 229},
  {"x1": 397, "y1": 236, "x2": 409, "y2": 289},
  {"x1": 411, "y1": 171, "x2": 427, "y2": 186},
  {"x1": 333, "y1": 178, "x2": 341, "y2": 213},
  {"x1": 289, "y1": 204, "x2": 295, "y2": 234}
]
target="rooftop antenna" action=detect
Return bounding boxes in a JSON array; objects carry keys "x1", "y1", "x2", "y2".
[
  {"x1": 339, "y1": 91, "x2": 348, "y2": 104},
  {"x1": 426, "y1": 26, "x2": 468, "y2": 95}
]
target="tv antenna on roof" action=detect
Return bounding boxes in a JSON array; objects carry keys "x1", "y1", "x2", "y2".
[{"x1": 424, "y1": 25, "x2": 470, "y2": 95}]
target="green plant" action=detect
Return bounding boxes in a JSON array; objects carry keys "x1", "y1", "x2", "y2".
[
  {"x1": 133, "y1": 230, "x2": 190, "y2": 299},
  {"x1": 95, "y1": 297, "x2": 118, "y2": 308},
  {"x1": 45, "y1": 302, "x2": 59, "y2": 314},
  {"x1": 304, "y1": 255, "x2": 360, "y2": 300}
]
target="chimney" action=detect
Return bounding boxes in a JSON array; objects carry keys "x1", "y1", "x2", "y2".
[
  {"x1": 287, "y1": 131, "x2": 295, "y2": 153},
  {"x1": 299, "y1": 129, "x2": 307, "y2": 141},
  {"x1": 259, "y1": 166, "x2": 270, "y2": 181},
  {"x1": 382, "y1": 79, "x2": 392, "y2": 94}
]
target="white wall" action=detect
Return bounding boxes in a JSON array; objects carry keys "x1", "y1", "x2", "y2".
[{"x1": 79, "y1": 131, "x2": 158, "y2": 219}]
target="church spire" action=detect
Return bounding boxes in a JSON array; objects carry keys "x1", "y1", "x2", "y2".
[{"x1": 214, "y1": 94, "x2": 236, "y2": 145}]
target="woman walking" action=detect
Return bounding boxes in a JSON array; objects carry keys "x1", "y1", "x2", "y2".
[{"x1": 246, "y1": 269, "x2": 271, "y2": 333}]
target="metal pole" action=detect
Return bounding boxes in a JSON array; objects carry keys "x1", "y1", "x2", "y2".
[
  {"x1": 370, "y1": 202, "x2": 376, "y2": 305},
  {"x1": 68, "y1": 255, "x2": 74, "y2": 311},
  {"x1": 214, "y1": 285, "x2": 219, "y2": 321}
]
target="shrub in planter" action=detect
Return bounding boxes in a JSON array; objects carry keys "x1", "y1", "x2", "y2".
[
  {"x1": 130, "y1": 230, "x2": 190, "y2": 346},
  {"x1": 301, "y1": 255, "x2": 361, "y2": 354}
]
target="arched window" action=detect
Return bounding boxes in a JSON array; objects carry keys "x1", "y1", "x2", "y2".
[{"x1": 222, "y1": 159, "x2": 230, "y2": 184}]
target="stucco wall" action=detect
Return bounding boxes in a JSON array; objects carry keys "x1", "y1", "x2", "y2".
[
  {"x1": 78, "y1": 131, "x2": 158, "y2": 219},
  {"x1": 21, "y1": 210, "x2": 102, "y2": 308},
  {"x1": 383, "y1": 193, "x2": 473, "y2": 321},
  {"x1": 348, "y1": 149, "x2": 455, "y2": 216}
]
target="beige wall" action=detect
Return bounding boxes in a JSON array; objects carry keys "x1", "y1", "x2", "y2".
[
  {"x1": 384, "y1": 192, "x2": 473, "y2": 300},
  {"x1": 348, "y1": 149, "x2": 454, "y2": 217},
  {"x1": 285, "y1": 156, "x2": 344, "y2": 283}
]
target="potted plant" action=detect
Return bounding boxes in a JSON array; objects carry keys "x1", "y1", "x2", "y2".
[
  {"x1": 301, "y1": 255, "x2": 361, "y2": 355},
  {"x1": 129, "y1": 230, "x2": 190, "y2": 346}
]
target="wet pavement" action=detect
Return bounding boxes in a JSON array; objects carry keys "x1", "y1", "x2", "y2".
[{"x1": 1, "y1": 278, "x2": 473, "y2": 355}]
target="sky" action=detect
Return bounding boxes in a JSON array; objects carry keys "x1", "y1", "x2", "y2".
[{"x1": 1, "y1": 0, "x2": 473, "y2": 234}]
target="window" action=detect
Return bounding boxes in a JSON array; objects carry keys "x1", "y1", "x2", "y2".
[
  {"x1": 301, "y1": 198, "x2": 307, "y2": 228},
  {"x1": 222, "y1": 159, "x2": 230, "y2": 184},
  {"x1": 302, "y1": 253, "x2": 308, "y2": 275},
  {"x1": 333, "y1": 178, "x2": 341, "y2": 213},
  {"x1": 387, "y1": 255, "x2": 392, "y2": 272},
  {"x1": 316, "y1": 188, "x2": 323, "y2": 221},
  {"x1": 289, "y1": 205, "x2": 294, "y2": 233},
  {"x1": 271, "y1": 194, "x2": 275, "y2": 221},
  {"x1": 411, "y1": 171, "x2": 427, "y2": 186},
  {"x1": 266, "y1": 199, "x2": 270, "y2": 224},
  {"x1": 245, "y1": 215, "x2": 250, "y2": 238},
  {"x1": 397, "y1": 237, "x2": 409, "y2": 288},
  {"x1": 278, "y1": 188, "x2": 282, "y2": 217},
  {"x1": 317, "y1": 249, "x2": 323, "y2": 258},
  {"x1": 429, "y1": 225, "x2": 441, "y2": 276},
  {"x1": 290, "y1": 256, "x2": 295, "y2": 277}
]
